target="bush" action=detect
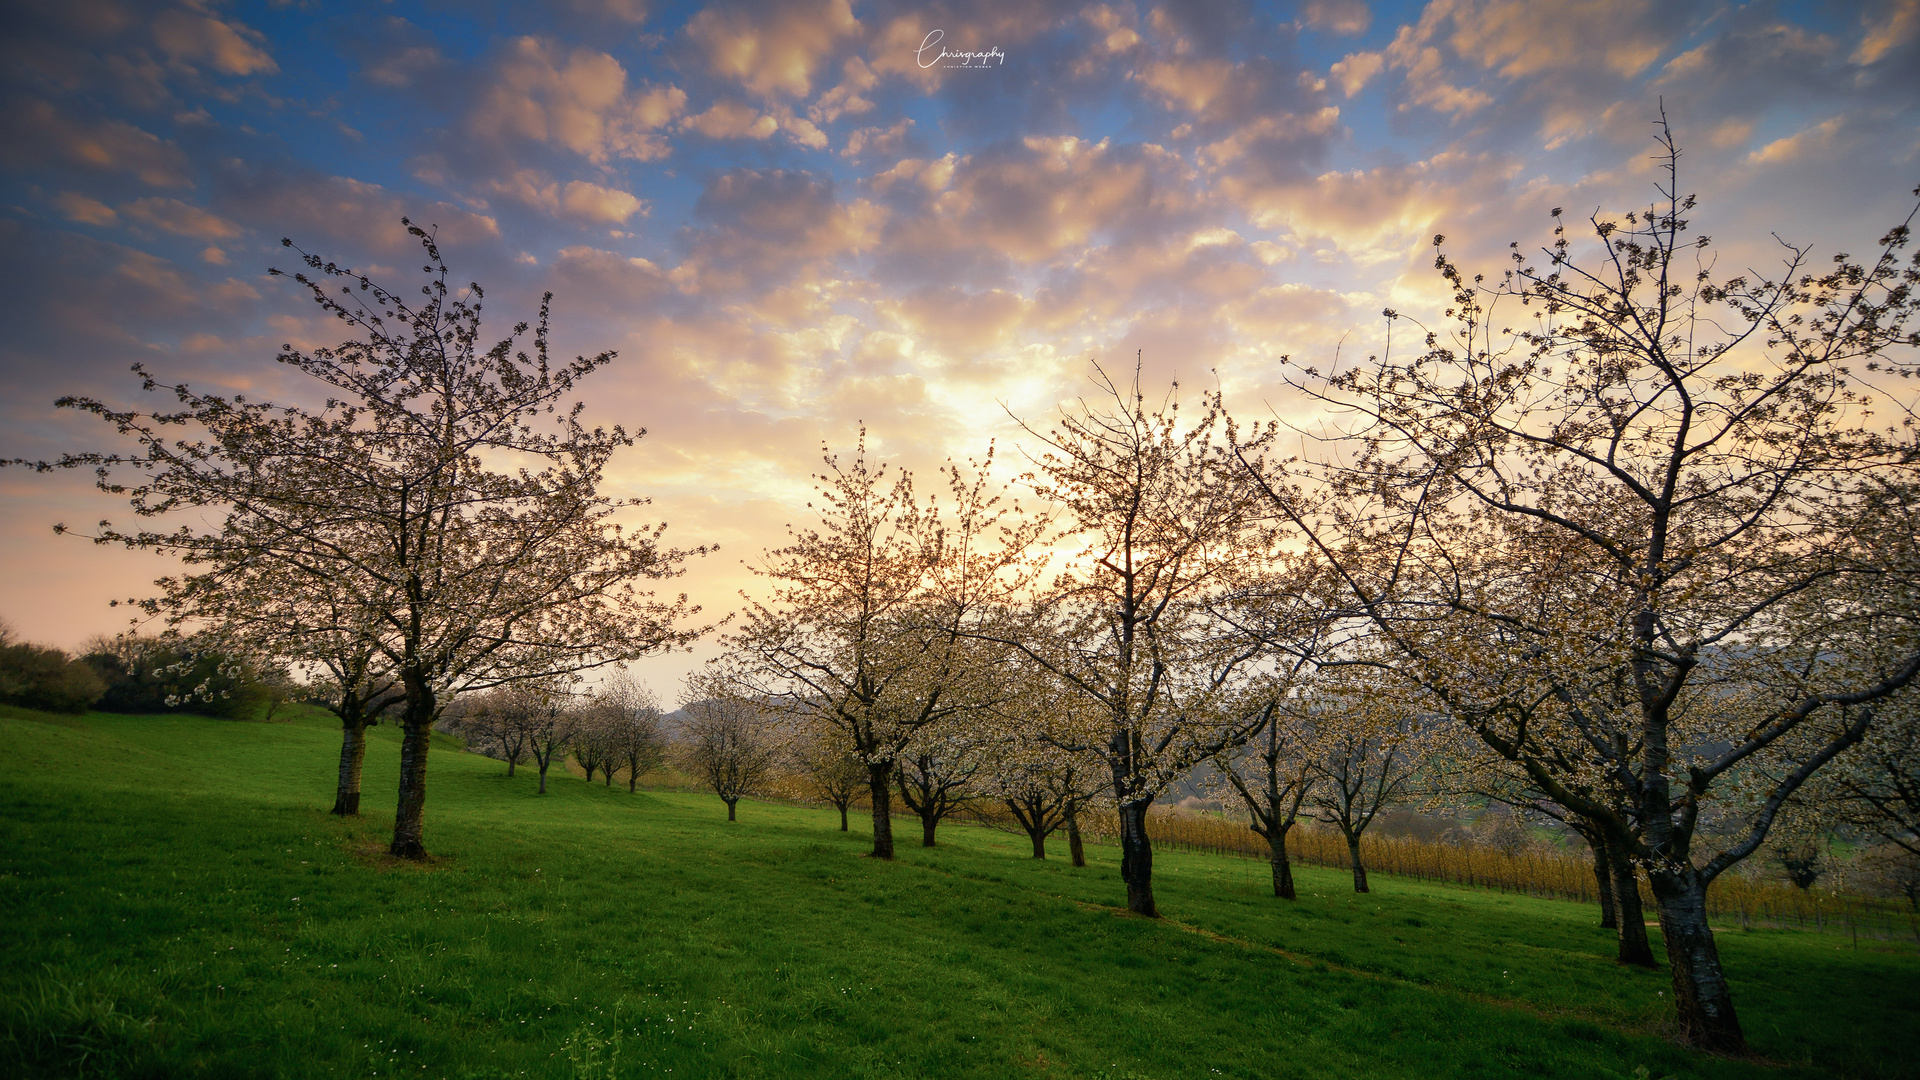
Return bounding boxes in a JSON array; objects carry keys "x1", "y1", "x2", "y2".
[
  {"x1": 80, "y1": 634, "x2": 276, "y2": 718},
  {"x1": 0, "y1": 640, "x2": 106, "y2": 714}
]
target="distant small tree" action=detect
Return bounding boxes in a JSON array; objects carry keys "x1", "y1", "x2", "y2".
[
  {"x1": 679, "y1": 692, "x2": 775, "y2": 821},
  {"x1": 599, "y1": 672, "x2": 665, "y2": 792},
  {"x1": 572, "y1": 705, "x2": 620, "y2": 786},
  {"x1": 894, "y1": 732, "x2": 987, "y2": 847},
  {"x1": 1303, "y1": 671, "x2": 1423, "y2": 894},
  {"x1": 448, "y1": 688, "x2": 533, "y2": 775},
  {"x1": 787, "y1": 720, "x2": 867, "y2": 830},
  {"x1": 474, "y1": 680, "x2": 578, "y2": 794},
  {"x1": 1209, "y1": 696, "x2": 1312, "y2": 898},
  {"x1": 1854, "y1": 844, "x2": 1920, "y2": 912},
  {"x1": 990, "y1": 750, "x2": 1090, "y2": 860}
]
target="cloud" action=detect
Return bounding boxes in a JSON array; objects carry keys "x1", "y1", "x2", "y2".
[
  {"x1": 685, "y1": 0, "x2": 861, "y2": 99},
  {"x1": 867, "y1": 153, "x2": 956, "y2": 194},
  {"x1": 842, "y1": 118, "x2": 912, "y2": 159},
  {"x1": 1855, "y1": 0, "x2": 1920, "y2": 65},
  {"x1": 361, "y1": 35, "x2": 445, "y2": 90},
  {"x1": 682, "y1": 99, "x2": 778, "y2": 140},
  {"x1": 1747, "y1": 116, "x2": 1845, "y2": 165},
  {"x1": 678, "y1": 169, "x2": 887, "y2": 293},
  {"x1": 556, "y1": 0, "x2": 652, "y2": 24},
  {"x1": 1304, "y1": 0, "x2": 1372, "y2": 36},
  {"x1": 890, "y1": 137, "x2": 1202, "y2": 267},
  {"x1": 470, "y1": 170, "x2": 649, "y2": 226},
  {"x1": 1446, "y1": 0, "x2": 1666, "y2": 81},
  {"x1": 0, "y1": 99, "x2": 193, "y2": 187},
  {"x1": 1082, "y1": 4, "x2": 1143, "y2": 54},
  {"x1": 561, "y1": 180, "x2": 645, "y2": 223},
  {"x1": 1138, "y1": 58, "x2": 1238, "y2": 116},
  {"x1": 1220, "y1": 150, "x2": 1523, "y2": 261},
  {"x1": 151, "y1": 6, "x2": 277, "y2": 77},
  {"x1": 809, "y1": 56, "x2": 877, "y2": 122},
  {"x1": 53, "y1": 192, "x2": 118, "y2": 226},
  {"x1": 122, "y1": 196, "x2": 241, "y2": 239},
  {"x1": 467, "y1": 37, "x2": 684, "y2": 164},
  {"x1": 544, "y1": 245, "x2": 675, "y2": 315},
  {"x1": 212, "y1": 166, "x2": 500, "y2": 258},
  {"x1": 878, "y1": 285, "x2": 1031, "y2": 356},
  {"x1": 1330, "y1": 51, "x2": 1383, "y2": 97}
]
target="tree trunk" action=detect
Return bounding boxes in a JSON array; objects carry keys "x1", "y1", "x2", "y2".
[
  {"x1": 1066, "y1": 803, "x2": 1086, "y2": 868},
  {"x1": 1588, "y1": 835, "x2": 1618, "y2": 930},
  {"x1": 1345, "y1": 834, "x2": 1369, "y2": 893},
  {"x1": 921, "y1": 810, "x2": 938, "y2": 847},
  {"x1": 1118, "y1": 798, "x2": 1157, "y2": 916},
  {"x1": 506, "y1": 754, "x2": 516, "y2": 777},
  {"x1": 1651, "y1": 868, "x2": 1748, "y2": 1054},
  {"x1": 1268, "y1": 825, "x2": 1296, "y2": 900},
  {"x1": 537, "y1": 758, "x2": 551, "y2": 795},
  {"x1": 725, "y1": 797, "x2": 737, "y2": 822},
  {"x1": 330, "y1": 720, "x2": 368, "y2": 817},
  {"x1": 388, "y1": 717, "x2": 432, "y2": 859},
  {"x1": 867, "y1": 762, "x2": 895, "y2": 859},
  {"x1": 838, "y1": 802, "x2": 849, "y2": 831},
  {"x1": 627, "y1": 768, "x2": 636, "y2": 793},
  {"x1": 1605, "y1": 835, "x2": 1657, "y2": 967},
  {"x1": 1030, "y1": 828, "x2": 1047, "y2": 859}
]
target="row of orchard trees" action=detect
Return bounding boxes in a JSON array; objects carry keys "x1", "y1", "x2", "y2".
[
  {"x1": 713, "y1": 141, "x2": 1920, "y2": 1055},
  {"x1": 448, "y1": 671, "x2": 668, "y2": 796},
  {"x1": 10, "y1": 135, "x2": 1916, "y2": 1056},
  {"x1": 447, "y1": 671, "x2": 779, "y2": 823},
  {"x1": 11, "y1": 223, "x2": 707, "y2": 855}
]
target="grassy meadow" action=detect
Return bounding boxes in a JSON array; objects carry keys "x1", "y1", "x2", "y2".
[{"x1": 1, "y1": 705, "x2": 1915, "y2": 1080}]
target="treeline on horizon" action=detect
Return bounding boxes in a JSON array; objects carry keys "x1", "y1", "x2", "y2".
[{"x1": 0, "y1": 622, "x2": 292, "y2": 719}]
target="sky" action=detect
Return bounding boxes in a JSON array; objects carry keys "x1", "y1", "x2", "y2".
[{"x1": 2, "y1": 0, "x2": 1918, "y2": 696}]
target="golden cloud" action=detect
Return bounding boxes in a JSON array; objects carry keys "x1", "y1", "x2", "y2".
[
  {"x1": 469, "y1": 38, "x2": 684, "y2": 163},
  {"x1": 686, "y1": 0, "x2": 861, "y2": 98}
]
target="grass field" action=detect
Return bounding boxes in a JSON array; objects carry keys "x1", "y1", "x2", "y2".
[{"x1": 1, "y1": 705, "x2": 1914, "y2": 1080}]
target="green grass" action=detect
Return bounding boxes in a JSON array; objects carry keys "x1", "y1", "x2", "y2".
[{"x1": 1, "y1": 704, "x2": 1914, "y2": 1080}]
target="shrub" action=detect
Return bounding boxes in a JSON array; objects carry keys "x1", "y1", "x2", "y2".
[
  {"x1": 80, "y1": 634, "x2": 275, "y2": 718},
  {"x1": 0, "y1": 639, "x2": 106, "y2": 714}
]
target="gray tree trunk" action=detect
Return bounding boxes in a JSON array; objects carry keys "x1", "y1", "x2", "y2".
[
  {"x1": 1117, "y1": 798, "x2": 1157, "y2": 916},
  {"x1": 1268, "y1": 825, "x2": 1296, "y2": 900},
  {"x1": 1651, "y1": 867, "x2": 1747, "y2": 1054},
  {"x1": 867, "y1": 762, "x2": 895, "y2": 859},
  {"x1": 330, "y1": 721, "x2": 368, "y2": 816},
  {"x1": 388, "y1": 715, "x2": 433, "y2": 859},
  {"x1": 1605, "y1": 834, "x2": 1657, "y2": 967},
  {"x1": 1589, "y1": 836, "x2": 1618, "y2": 929}
]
